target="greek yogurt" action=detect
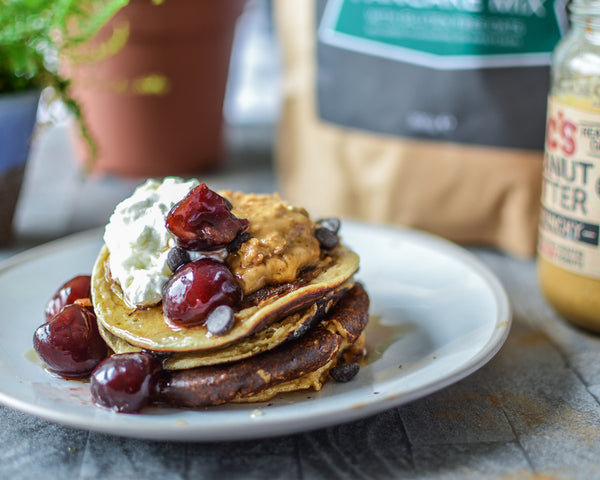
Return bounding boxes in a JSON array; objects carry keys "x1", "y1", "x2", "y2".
[{"x1": 103, "y1": 177, "x2": 199, "y2": 307}]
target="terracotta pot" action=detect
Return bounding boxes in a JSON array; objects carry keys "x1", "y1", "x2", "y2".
[
  {"x1": 67, "y1": 0, "x2": 245, "y2": 177},
  {"x1": 0, "y1": 90, "x2": 39, "y2": 245}
]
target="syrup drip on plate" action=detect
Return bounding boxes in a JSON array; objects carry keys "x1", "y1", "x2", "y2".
[{"x1": 363, "y1": 314, "x2": 414, "y2": 365}]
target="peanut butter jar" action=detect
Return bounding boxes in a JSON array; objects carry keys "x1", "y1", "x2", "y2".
[{"x1": 538, "y1": 0, "x2": 600, "y2": 331}]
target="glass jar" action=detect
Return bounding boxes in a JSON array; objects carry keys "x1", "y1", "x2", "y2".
[{"x1": 538, "y1": 0, "x2": 600, "y2": 332}]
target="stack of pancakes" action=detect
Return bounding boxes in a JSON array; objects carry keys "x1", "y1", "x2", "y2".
[{"x1": 91, "y1": 190, "x2": 369, "y2": 408}]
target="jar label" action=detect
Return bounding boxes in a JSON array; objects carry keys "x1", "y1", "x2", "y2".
[{"x1": 538, "y1": 98, "x2": 600, "y2": 278}]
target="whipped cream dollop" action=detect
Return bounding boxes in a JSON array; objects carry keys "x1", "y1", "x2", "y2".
[{"x1": 104, "y1": 177, "x2": 200, "y2": 307}]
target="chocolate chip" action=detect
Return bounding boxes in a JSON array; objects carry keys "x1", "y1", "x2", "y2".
[
  {"x1": 227, "y1": 231, "x2": 252, "y2": 253},
  {"x1": 205, "y1": 305, "x2": 235, "y2": 335},
  {"x1": 167, "y1": 246, "x2": 191, "y2": 272},
  {"x1": 330, "y1": 362, "x2": 360, "y2": 382},
  {"x1": 317, "y1": 217, "x2": 341, "y2": 234},
  {"x1": 315, "y1": 227, "x2": 339, "y2": 250},
  {"x1": 292, "y1": 321, "x2": 311, "y2": 339}
]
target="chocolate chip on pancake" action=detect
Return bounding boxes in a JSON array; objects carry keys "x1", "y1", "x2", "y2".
[
  {"x1": 205, "y1": 305, "x2": 235, "y2": 336},
  {"x1": 330, "y1": 362, "x2": 360, "y2": 383}
]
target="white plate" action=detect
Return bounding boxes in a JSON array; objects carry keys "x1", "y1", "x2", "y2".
[{"x1": 0, "y1": 222, "x2": 511, "y2": 441}]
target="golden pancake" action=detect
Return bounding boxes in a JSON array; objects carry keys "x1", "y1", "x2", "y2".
[
  {"x1": 153, "y1": 284, "x2": 370, "y2": 407},
  {"x1": 97, "y1": 281, "x2": 352, "y2": 369},
  {"x1": 91, "y1": 243, "x2": 359, "y2": 352}
]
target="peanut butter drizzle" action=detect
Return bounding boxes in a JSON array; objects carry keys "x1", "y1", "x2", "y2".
[{"x1": 221, "y1": 191, "x2": 322, "y2": 296}]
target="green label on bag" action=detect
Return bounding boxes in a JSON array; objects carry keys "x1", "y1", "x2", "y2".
[{"x1": 319, "y1": 0, "x2": 566, "y2": 68}]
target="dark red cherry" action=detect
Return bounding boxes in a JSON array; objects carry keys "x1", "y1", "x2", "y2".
[
  {"x1": 45, "y1": 275, "x2": 92, "y2": 321},
  {"x1": 166, "y1": 183, "x2": 249, "y2": 251},
  {"x1": 90, "y1": 352, "x2": 161, "y2": 413},
  {"x1": 33, "y1": 304, "x2": 107, "y2": 379},
  {"x1": 162, "y1": 258, "x2": 241, "y2": 328}
]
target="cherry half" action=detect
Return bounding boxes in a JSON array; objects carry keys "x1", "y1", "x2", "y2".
[
  {"x1": 33, "y1": 304, "x2": 108, "y2": 379},
  {"x1": 45, "y1": 275, "x2": 92, "y2": 321},
  {"x1": 162, "y1": 258, "x2": 242, "y2": 328},
  {"x1": 166, "y1": 183, "x2": 248, "y2": 251}
]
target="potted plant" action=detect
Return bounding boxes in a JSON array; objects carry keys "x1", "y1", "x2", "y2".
[
  {"x1": 64, "y1": 0, "x2": 246, "y2": 177},
  {"x1": 0, "y1": 0, "x2": 128, "y2": 244}
]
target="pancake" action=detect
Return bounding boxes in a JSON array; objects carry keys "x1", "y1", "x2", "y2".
[
  {"x1": 92, "y1": 243, "x2": 359, "y2": 353},
  {"x1": 97, "y1": 282, "x2": 352, "y2": 369},
  {"x1": 88, "y1": 182, "x2": 370, "y2": 410},
  {"x1": 154, "y1": 283, "x2": 369, "y2": 407}
]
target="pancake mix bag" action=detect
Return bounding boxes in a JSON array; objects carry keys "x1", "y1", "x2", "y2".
[{"x1": 274, "y1": 0, "x2": 567, "y2": 257}]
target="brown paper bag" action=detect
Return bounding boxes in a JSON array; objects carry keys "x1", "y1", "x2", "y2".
[{"x1": 273, "y1": 0, "x2": 564, "y2": 257}]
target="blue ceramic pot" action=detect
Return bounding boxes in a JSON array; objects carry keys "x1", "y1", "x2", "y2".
[{"x1": 0, "y1": 89, "x2": 40, "y2": 244}]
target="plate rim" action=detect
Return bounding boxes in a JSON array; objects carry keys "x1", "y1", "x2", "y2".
[{"x1": 0, "y1": 222, "x2": 512, "y2": 441}]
